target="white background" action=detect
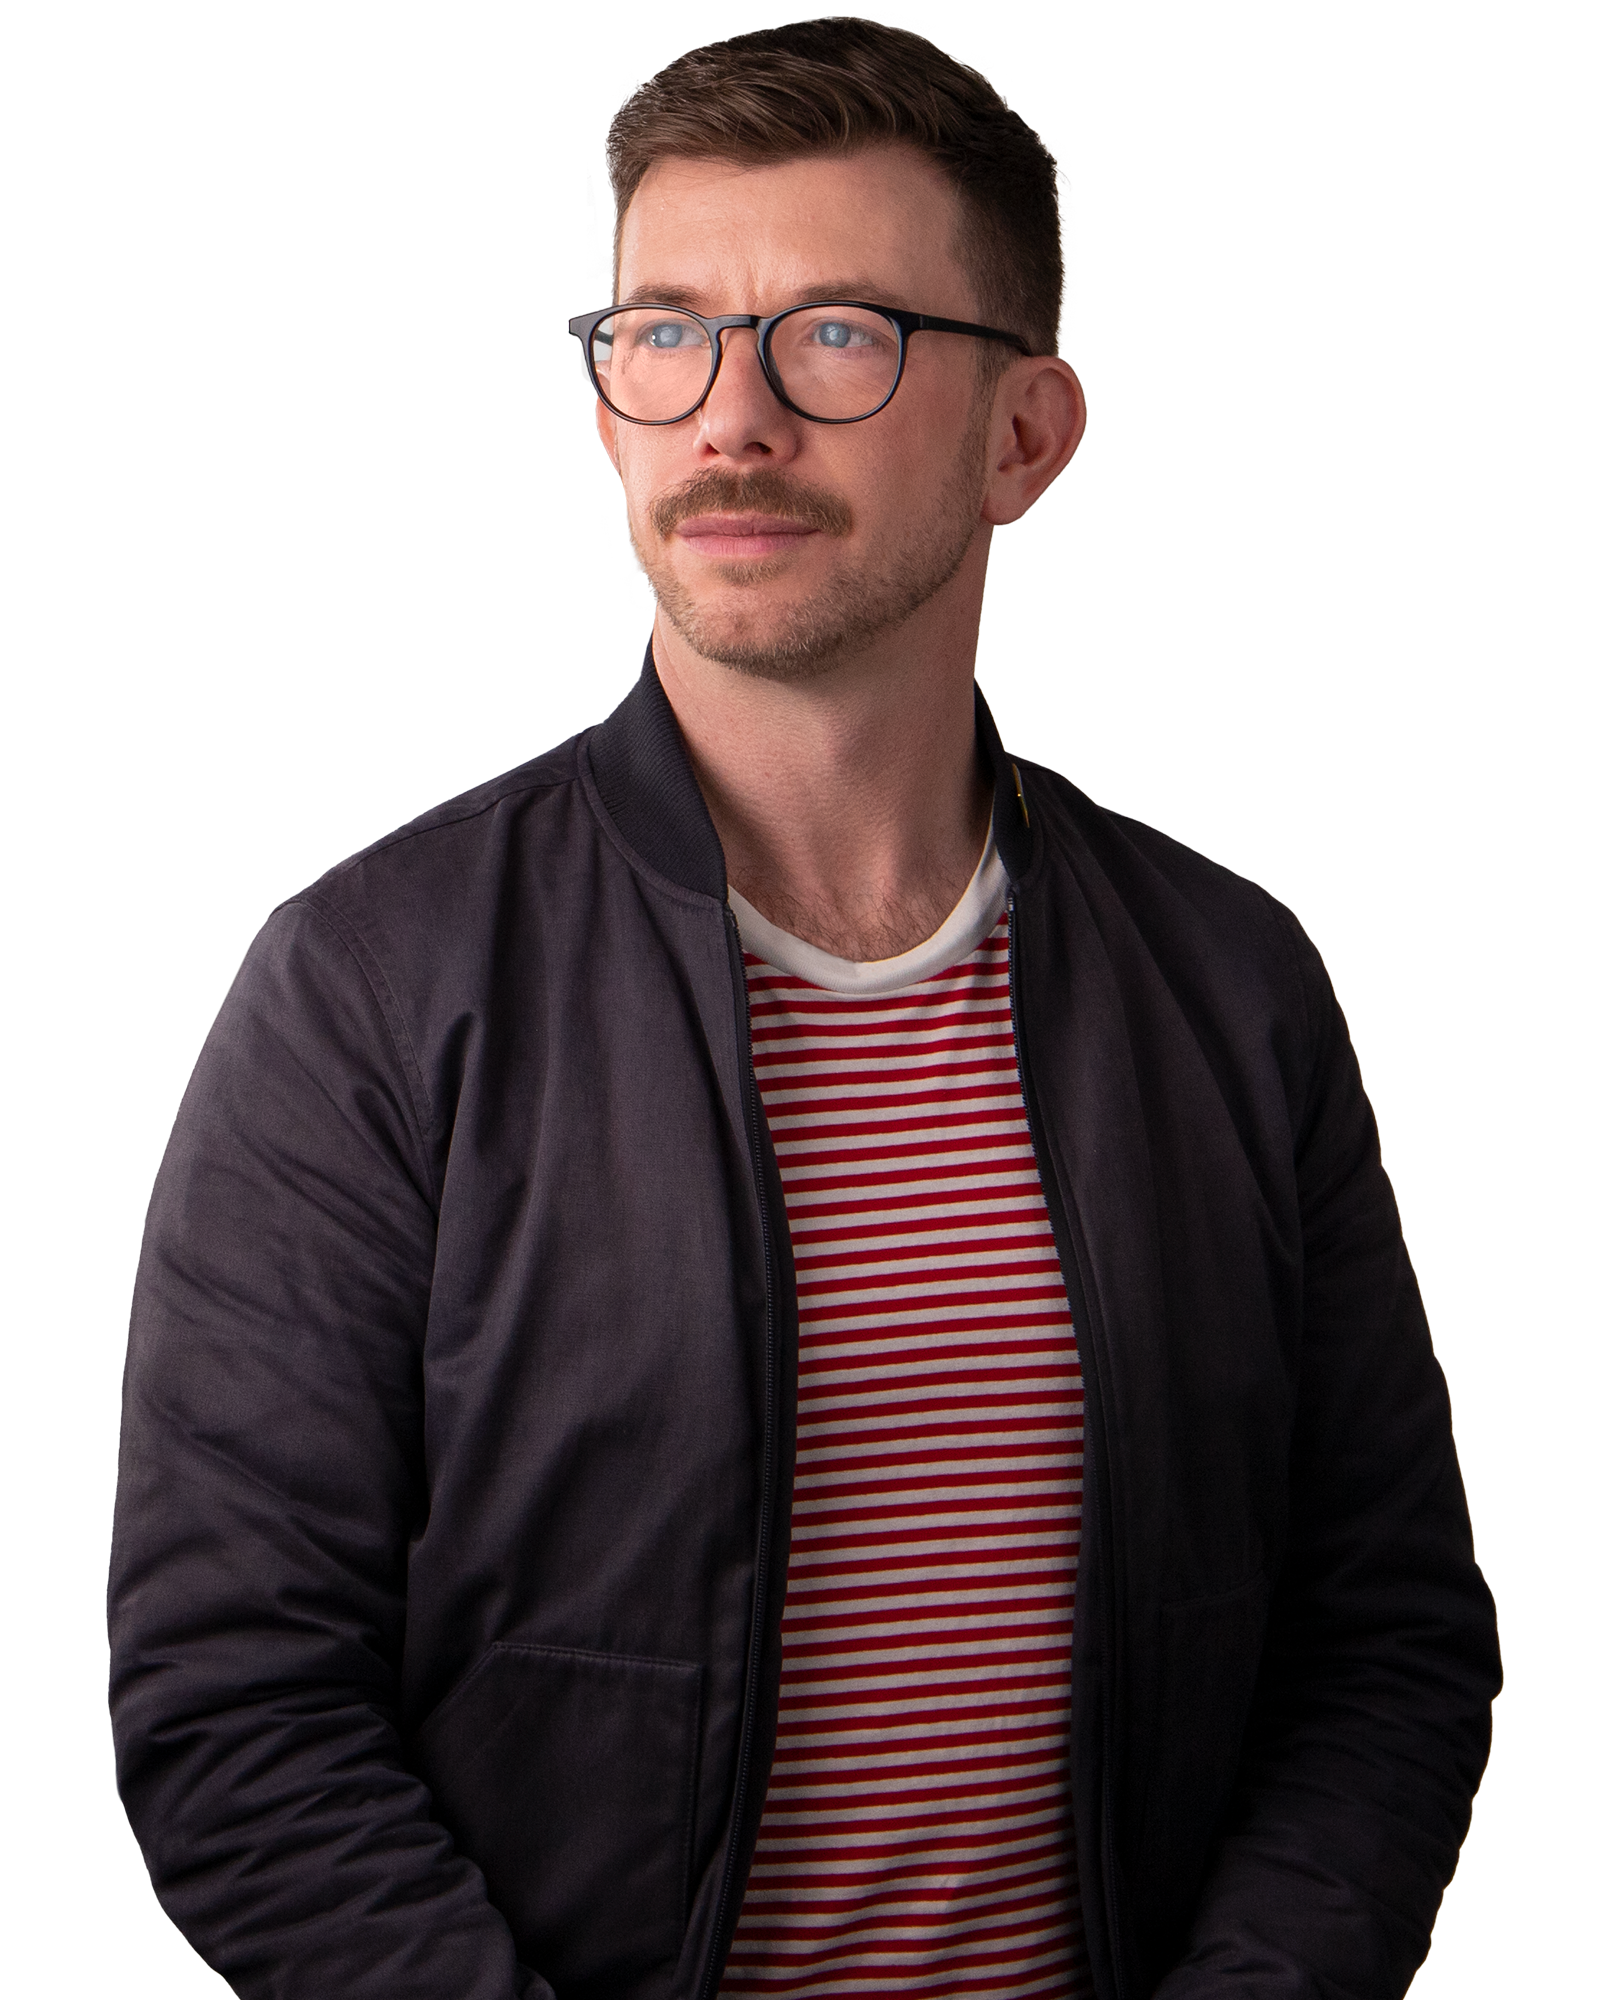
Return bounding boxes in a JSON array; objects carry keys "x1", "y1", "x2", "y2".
[{"x1": 2, "y1": 2, "x2": 1594, "y2": 1991}]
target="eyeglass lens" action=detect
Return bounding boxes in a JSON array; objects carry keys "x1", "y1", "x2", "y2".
[{"x1": 591, "y1": 306, "x2": 902, "y2": 423}]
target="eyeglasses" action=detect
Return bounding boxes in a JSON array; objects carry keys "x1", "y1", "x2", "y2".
[{"x1": 568, "y1": 301, "x2": 1030, "y2": 427}]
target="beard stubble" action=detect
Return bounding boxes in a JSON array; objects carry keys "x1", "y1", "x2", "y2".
[{"x1": 630, "y1": 395, "x2": 994, "y2": 685}]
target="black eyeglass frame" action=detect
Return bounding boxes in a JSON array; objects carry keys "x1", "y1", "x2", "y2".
[{"x1": 567, "y1": 301, "x2": 1031, "y2": 427}]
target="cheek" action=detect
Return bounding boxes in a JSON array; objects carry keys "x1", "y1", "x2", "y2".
[
  {"x1": 844, "y1": 402, "x2": 973, "y2": 526},
  {"x1": 610, "y1": 431, "x2": 673, "y2": 529}
]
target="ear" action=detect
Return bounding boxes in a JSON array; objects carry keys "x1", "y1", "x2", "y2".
[{"x1": 981, "y1": 357, "x2": 1087, "y2": 526}]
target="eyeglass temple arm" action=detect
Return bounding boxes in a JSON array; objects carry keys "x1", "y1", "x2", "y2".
[{"x1": 908, "y1": 312, "x2": 1031, "y2": 354}]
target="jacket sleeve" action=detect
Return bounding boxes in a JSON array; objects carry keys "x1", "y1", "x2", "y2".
[
  {"x1": 109, "y1": 898, "x2": 542, "y2": 2000},
  {"x1": 1154, "y1": 916, "x2": 1500, "y2": 1998}
]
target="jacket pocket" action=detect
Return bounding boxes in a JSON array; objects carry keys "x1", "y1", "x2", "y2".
[
  {"x1": 1137, "y1": 1574, "x2": 1270, "y2": 1931},
  {"x1": 414, "y1": 1642, "x2": 702, "y2": 1999}
]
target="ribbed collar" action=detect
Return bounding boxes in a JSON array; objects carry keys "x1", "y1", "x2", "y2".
[{"x1": 585, "y1": 641, "x2": 1038, "y2": 901}]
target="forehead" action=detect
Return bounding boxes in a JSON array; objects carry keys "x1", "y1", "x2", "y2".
[{"x1": 615, "y1": 145, "x2": 972, "y2": 316}]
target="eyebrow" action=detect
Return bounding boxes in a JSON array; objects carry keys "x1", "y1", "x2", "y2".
[{"x1": 617, "y1": 280, "x2": 914, "y2": 314}]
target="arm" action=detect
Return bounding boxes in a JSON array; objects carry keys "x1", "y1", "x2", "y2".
[
  {"x1": 109, "y1": 899, "x2": 540, "y2": 1999},
  {"x1": 1155, "y1": 920, "x2": 1500, "y2": 1997}
]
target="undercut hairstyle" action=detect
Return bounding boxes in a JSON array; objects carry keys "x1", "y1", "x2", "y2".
[{"x1": 606, "y1": 18, "x2": 1063, "y2": 361}]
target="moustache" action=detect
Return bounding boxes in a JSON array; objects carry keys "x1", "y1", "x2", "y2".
[{"x1": 650, "y1": 468, "x2": 854, "y2": 540}]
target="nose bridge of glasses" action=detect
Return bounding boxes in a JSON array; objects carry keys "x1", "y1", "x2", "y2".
[{"x1": 702, "y1": 315, "x2": 778, "y2": 406}]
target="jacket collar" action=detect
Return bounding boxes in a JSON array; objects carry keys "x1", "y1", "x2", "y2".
[{"x1": 586, "y1": 640, "x2": 1037, "y2": 899}]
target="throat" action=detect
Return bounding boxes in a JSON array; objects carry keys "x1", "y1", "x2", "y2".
[
  {"x1": 730, "y1": 881, "x2": 967, "y2": 964},
  {"x1": 723, "y1": 781, "x2": 1000, "y2": 968}
]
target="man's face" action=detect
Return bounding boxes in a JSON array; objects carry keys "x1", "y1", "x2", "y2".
[{"x1": 602, "y1": 146, "x2": 1005, "y2": 681}]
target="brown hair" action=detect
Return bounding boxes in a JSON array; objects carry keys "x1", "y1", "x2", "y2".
[{"x1": 606, "y1": 18, "x2": 1062, "y2": 359}]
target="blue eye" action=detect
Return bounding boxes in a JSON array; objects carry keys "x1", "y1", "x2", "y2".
[
  {"x1": 816, "y1": 321, "x2": 853, "y2": 348},
  {"x1": 646, "y1": 322, "x2": 686, "y2": 348}
]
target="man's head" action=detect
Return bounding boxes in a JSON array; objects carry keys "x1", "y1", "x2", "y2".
[
  {"x1": 607, "y1": 19, "x2": 1064, "y2": 363},
  {"x1": 589, "y1": 20, "x2": 1084, "y2": 684}
]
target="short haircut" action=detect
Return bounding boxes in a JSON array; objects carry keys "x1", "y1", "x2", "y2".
[{"x1": 606, "y1": 18, "x2": 1063, "y2": 360}]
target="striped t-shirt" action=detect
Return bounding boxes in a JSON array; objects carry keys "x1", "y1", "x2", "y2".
[{"x1": 721, "y1": 836, "x2": 1085, "y2": 1999}]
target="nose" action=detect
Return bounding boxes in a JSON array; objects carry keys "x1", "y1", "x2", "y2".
[{"x1": 694, "y1": 326, "x2": 801, "y2": 464}]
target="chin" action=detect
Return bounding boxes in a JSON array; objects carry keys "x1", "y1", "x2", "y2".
[
  {"x1": 663, "y1": 595, "x2": 861, "y2": 685},
  {"x1": 642, "y1": 547, "x2": 853, "y2": 673},
  {"x1": 647, "y1": 527, "x2": 981, "y2": 685}
]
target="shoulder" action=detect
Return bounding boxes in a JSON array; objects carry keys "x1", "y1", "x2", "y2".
[
  {"x1": 1021, "y1": 759, "x2": 1298, "y2": 931},
  {"x1": 228, "y1": 733, "x2": 612, "y2": 1060},
  {"x1": 1017, "y1": 756, "x2": 1332, "y2": 1055},
  {"x1": 1025, "y1": 753, "x2": 1280, "y2": 907},
  {"x1": 266, "y1": 734, "x2": 607, "y2": 954},
  {"x1": 308, "y1": 736, "x2": 583, "y2": 901}
]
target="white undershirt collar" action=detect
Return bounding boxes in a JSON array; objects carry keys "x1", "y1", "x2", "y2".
[{"x1": 728, "y1": 820, "x2": 1009, "y2": 996}]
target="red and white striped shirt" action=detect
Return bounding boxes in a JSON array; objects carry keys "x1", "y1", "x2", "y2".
[{"x1": 721, "y1": 850, "x2": 1085, "y2": 2000}]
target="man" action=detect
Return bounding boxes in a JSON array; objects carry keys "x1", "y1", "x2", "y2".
[{"x1": 110, "y1": 19, "x2": 1498, "y2": 2000}]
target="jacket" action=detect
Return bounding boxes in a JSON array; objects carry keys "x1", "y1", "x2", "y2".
[{"x1": 109, "y1": 652, "x2": 1499, "y2": 2000}]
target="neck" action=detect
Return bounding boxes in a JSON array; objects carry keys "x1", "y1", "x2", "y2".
[{"x1": 651, "y1": 538, "x2": 993, "y2": 963}]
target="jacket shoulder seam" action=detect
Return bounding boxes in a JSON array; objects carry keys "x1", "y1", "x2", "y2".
[
  {"x1": 318, "y1": 766, "x2": 578, "y2": 884},
  {"x1": 289, "y1": 893, "x2": 439, "y2": 1202}
]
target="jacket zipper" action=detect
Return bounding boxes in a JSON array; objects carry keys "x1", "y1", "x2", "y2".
[
  {"x1": 1007, "y1": 889, "x2": 1126, "y2": 2000},
  {"x1": 699, "y1": 909, "x2": 782, "y2": 2000}
]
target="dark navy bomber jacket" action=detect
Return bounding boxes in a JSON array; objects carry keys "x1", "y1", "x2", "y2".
[{"x1": 110, "y1": 653, "x2": 1499, "y2": 2000}]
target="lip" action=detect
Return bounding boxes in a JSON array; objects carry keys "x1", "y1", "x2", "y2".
[{"x1": 672, "y1": 512, "x2": 820, "y2": 559}]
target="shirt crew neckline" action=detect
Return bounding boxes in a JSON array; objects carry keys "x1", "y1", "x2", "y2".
[{"x1": 728, "y1": 820, "x2": 1009, "y2": 996}]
